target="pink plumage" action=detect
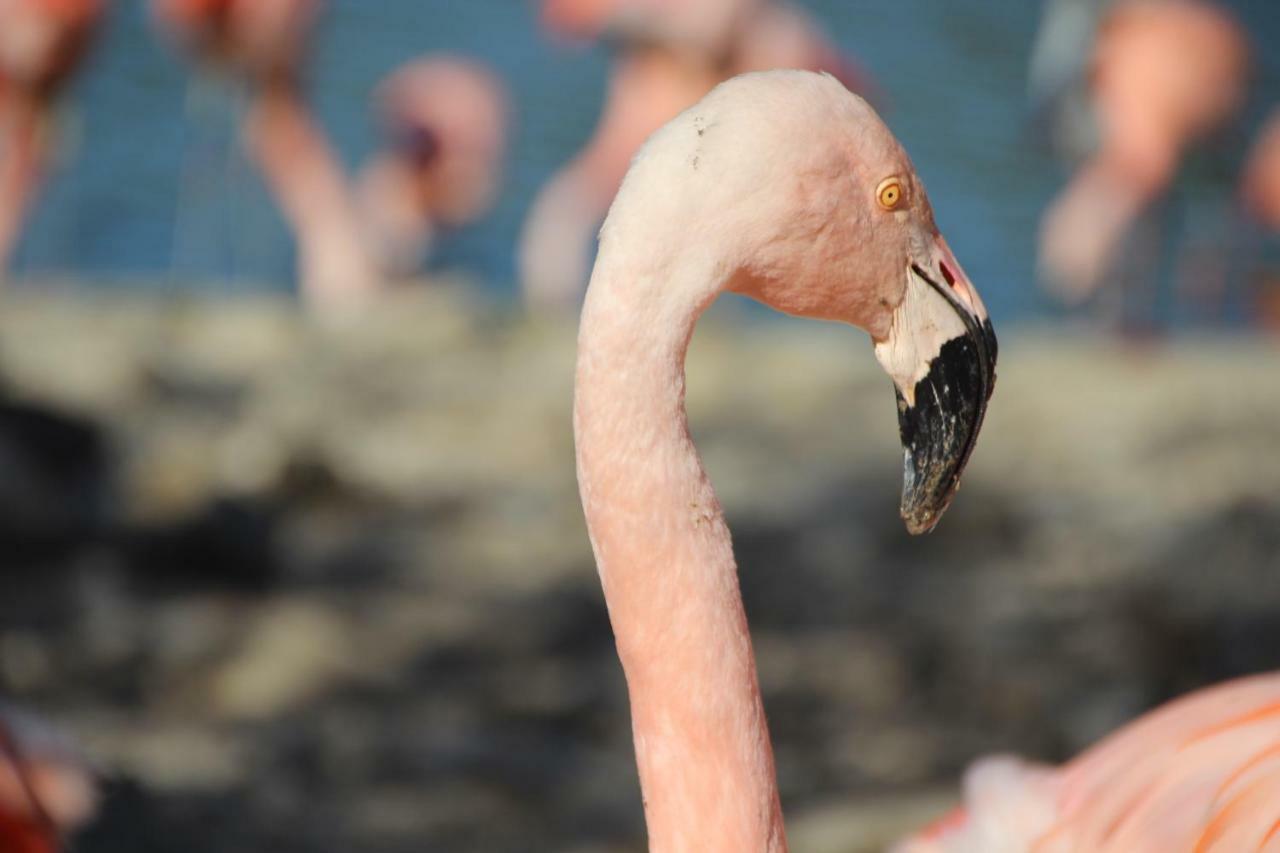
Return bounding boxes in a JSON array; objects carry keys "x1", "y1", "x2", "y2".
[
  {"x1": 0, "y1": 0, "x2": 104, "y2": 275},
  {"x1": 574, "y1": 68, "x2": 1280, "y2": 852}
]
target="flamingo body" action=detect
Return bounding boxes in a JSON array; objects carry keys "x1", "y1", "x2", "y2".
[
  {"x1": 1241, "y1": 110, "x2": 1280, "y2": 329},
  {"x1": 0, "y1": 0, "x2": 103, "y2": 276},
  {"x1": 153, "y1": 0, "x2": 380, "y2": 309},
  {"x1": 575, "y1": 69, "x2": 995, "y2": 851},
  {"x1": 900, "y1": 673, "x2": 1280, "y2": 852},
  {"x1": 357, "y1": 56, "x2": 509, "y2": 277},
  {"x1": 1038, "y1": 0, "x2": 1250, "y2": 302}
]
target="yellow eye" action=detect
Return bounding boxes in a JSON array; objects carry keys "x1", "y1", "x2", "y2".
[{"x1": 877, "y1": 178, "x2": 903, "y2": 210}]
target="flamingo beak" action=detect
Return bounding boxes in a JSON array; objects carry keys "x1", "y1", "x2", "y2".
[{"x1": 873, "y1": 256, "x2": 997, "y2": 534}]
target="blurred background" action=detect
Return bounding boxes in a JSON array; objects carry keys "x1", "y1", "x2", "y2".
[{"x1": 0, "y1": 0, "x2": 1278, "y2": 851}]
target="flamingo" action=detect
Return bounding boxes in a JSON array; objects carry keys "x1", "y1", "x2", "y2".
[
  {"x1": 1242, "y1": 110, "x2": 1280, "y2": 235},
  {"x1": 540, "y1": 0, "x2": 756, "y2": 59},
  {"x1": 575, "y1": 69, "x2": 1280, "y2": 851},
  {"x1": 520, "y1": 0, "x2": 870, "y2": 308},
  {"x1": 1240, "y1": 110, "x2": 1280, "y2": 330},
  {"x1": 152, "y1": 0, "x2": 380, "y2": 309},
  {"x1": 1038, "y1": 0, "x2": 1250, "y2": 307},
  {"x1": 0, "y1": 0, "x2": 104, "y2": 278},
  {"x1": 0, "y1": 704, "x2": 96, "y2": 853},
  {"x1": 355, "y1": 57, "x2": 509, "y2": 279}
]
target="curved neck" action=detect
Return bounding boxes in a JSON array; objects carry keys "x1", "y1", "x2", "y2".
[
  {"x1": 355, "y1": 156, "x2": 436, "y2": 277},
  {"x1": 574, "y1": 257, "x2": 786, "y2": 852}
]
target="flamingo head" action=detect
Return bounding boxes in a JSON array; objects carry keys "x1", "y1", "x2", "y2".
[
  {"x1": 607, "y1": 70, "x2": 997, "y2": 533},
  {"x1": 0, "y1": 0, "x2": 104, "y2": 95}
]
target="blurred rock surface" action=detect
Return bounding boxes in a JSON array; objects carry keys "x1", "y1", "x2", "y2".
[{"x1": 0, "y1": 285, "x2": 1277, "y2": 851}]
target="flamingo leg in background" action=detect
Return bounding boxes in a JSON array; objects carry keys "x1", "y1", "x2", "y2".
[
  {"x1": 575, "y1": 68, "x2": 1280, "y2": 852},
  {"x1": 355, "y1": 57, "x2": 508, "y2": 279},
  {"x1": 0, "y1": 704, "x2": 96, "y2": 853},
  {"x1": 153, "y1": 0, "x2": 381, "y2": 310}
]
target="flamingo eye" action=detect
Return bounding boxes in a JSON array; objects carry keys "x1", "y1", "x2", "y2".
[{"x1": 877, "y1": 177, "x2": 903, "y2": 210}]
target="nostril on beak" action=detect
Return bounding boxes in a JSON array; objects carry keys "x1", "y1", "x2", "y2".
[{"x1": 939, "y1": 261, "x2": 957, "y2": 288}]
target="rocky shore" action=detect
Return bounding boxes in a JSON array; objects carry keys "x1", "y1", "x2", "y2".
[{"x1": 0, "y1": 285, "x2": 1277, "y2": 852}]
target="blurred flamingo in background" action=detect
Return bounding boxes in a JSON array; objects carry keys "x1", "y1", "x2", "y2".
[
  {"x1": 902, "y1": 674, "x2": 1280, "y2": 852},
  {"x1": 0, "y1": 0, "x2": 104, "y2": 280},
  {"x1": 1026, "y1": 0, "x2": 1121, "y2": 162},
  {"x1": 356, "y1": 57, "x2": 509, "y2": 280},
  {"x1": 153, "y1": 0, "x2": 380, "y2": 310},
  {"x1": 576, "y1": 68, "x2": 1280, "y2": 851},
  {"x1": 1240, "y1": 109, "x2": 1280, "y2": 330},
  {"x1": 519, "y1": 0, "x2": 873, "y2": 308},
  {"x1": 544, "y1": 0, "x2": 757, "y2": 60},
  {"x1": 0, "y1": 704, "x2": 95, "y2": 853},
  {"x1": 1038, "y1": 0, "x2": 1250, "y2": 310}
]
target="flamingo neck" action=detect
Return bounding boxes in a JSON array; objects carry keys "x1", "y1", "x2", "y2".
[
  {"x1": 0, "y1": 98, "x2": 48, "y2": 276},
  {"x1": 354, "y1": 156, "x2": 437, "y2": 277},
  {"x1": 574, "y1": 257, "x2": 786, "y2": 852}
]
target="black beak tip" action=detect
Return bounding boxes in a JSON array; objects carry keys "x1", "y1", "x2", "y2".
[{"x1": 891, "y1": 324, "x2": 995, "y2": 536}]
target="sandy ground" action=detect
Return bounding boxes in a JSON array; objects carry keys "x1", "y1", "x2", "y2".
[{"x1": 0, "y1": 285, "x2": 1277, "y2": 852}]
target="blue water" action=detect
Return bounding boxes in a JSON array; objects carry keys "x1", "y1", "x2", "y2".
[{"x1": 10, "y1": 0, "x2": 1280, "y2": 322}]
